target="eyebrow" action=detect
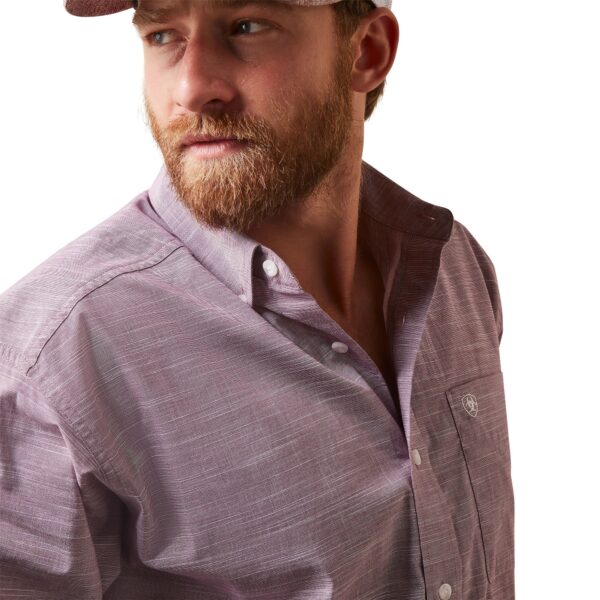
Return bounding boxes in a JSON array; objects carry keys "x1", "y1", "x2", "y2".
[{"x1": 132, "y1": 0, "x2": 293, "y2": 30}]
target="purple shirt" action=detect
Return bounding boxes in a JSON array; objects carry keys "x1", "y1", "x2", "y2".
[{"x1": 0, "y1": 161, "x2": 514, "y2": 599}]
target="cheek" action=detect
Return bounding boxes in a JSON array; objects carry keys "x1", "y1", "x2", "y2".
[
  {"x1": 243, "y1": 64, "x2": 304, "y2": 116},
  {"x1": 143, "y1": 71, "x2": 173, "y2": 128}
]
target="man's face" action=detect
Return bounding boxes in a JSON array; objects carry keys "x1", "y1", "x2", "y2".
[{"x1": 138, "y1": 0, "x2": 356, "y2": 233}]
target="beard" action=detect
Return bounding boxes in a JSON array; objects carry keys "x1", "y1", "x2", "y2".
[{"x1": 144, "y1": 40, "x2": 355, "y2": 234}]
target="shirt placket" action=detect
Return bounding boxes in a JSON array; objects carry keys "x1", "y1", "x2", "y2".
[
  {"x1": 252, "y1": 250, "x2": 401, "y2": 423},
  {"x1": 389, "y1": 233, "x2": 463, "y2": 600},
  {"x1": 252, "y1": 232, "x2": 464, "y2": 600}
]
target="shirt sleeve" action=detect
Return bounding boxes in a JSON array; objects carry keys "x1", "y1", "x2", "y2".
[
  {"x1": 495, "y1": 282, "x2": 504, "y2": 346},
  {"x1": 458, "y1": 221, "x2": 504, "y2": 347},
  {"x1": 485, "y1": 254, "x2": 504, "y2": 346},
  {"x1": 0, "y1": 363, "x2": 123, "y2": 599},
  {"x1": 486, "y1": 258, "x2": 504, "y2": 345}
]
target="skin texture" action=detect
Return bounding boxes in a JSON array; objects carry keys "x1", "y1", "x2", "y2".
[{"x1": 138, "y1": 0, "x2": 399, "y2": 382}]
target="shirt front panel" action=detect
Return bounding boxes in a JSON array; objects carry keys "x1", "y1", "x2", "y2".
[
  {"x1": 27, "y1": 242, "x2": 427, "y2": 600},
  {"x1": 0, "y1": 161, "x2": 514, "y2": 599}
]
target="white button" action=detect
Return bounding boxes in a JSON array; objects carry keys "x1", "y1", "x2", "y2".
[
  {"x1": 239, "y1": 294, "x2": 248, "y2": 303},
  {"x1": 438, "y1": 583, "x2": 452, "y2": 600},
  {"x1": 412, "y1": 448, "x2": 422, "y2": 466},
  {"x1": 331, "y1": 341, "x2": 348, "y2": 354},
  {"x1": 262, "y1": 259, "x2": 279, "y2": 278}
]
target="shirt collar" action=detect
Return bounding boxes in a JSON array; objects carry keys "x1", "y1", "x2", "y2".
[
  {"x1": 148, "y1": 160, "x2": 454, "y2": 306},
  {"x1": 359, "y1": 161, "x2": 454, "y2": 242},
  {"x1": 148, "y1": 163, "x2": 262, "y2": 306}
]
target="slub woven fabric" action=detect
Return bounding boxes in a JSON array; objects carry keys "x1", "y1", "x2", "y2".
[{"x1": 0, "y1": 161, "x2": 514, "y2": 599}]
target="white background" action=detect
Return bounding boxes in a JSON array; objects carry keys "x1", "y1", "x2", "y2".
[{"x1": 1, "y1": 1, "x2": 599, "y2": 597}]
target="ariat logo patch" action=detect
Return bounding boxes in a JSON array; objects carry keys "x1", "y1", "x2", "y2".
[{"x1": 461, "y1": 393, "x2": 478, "y2": 417}]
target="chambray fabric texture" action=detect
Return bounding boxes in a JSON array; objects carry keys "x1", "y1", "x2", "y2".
[{"x1": 0, "y1": 161, "x2": 514, "y2": 599}]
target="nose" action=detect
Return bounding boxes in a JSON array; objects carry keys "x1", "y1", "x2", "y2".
[{"x1": 172, "y1": 32, "x2": 240, "y2": 115}]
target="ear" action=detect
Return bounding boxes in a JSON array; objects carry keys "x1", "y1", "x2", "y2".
[{"x1": 350, "y1": 8, "x2": 399, "y2": 94}]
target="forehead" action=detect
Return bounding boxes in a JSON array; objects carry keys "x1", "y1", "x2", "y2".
[{"x1": 133, "y1": 0, "x2": 296, "y2": 26}]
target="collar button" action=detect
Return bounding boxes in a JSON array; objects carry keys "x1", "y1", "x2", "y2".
[
  {"x1": 331, "y1": 341, "x2": 349, "y2": 354},
  {"x1": 262, "y1": 259, "x2": 279, "y2": 278}
]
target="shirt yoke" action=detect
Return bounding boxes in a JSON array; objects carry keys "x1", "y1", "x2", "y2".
[{"x1": 0, "y1": 193, "x2": 183, "y2": 374}]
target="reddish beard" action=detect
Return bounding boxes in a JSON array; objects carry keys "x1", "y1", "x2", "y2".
[{"x1": 144, "y1": 42, "x2": 355, "y2": 234}]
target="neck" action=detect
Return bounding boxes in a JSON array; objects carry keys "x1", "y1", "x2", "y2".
[{"x1": 245, "y1": 134, "x2": 368, "y2": 323}]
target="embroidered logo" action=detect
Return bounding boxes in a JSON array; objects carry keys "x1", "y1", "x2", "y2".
[{"x1": 461, "y1": 393, "x2": 478, "y2": 417}]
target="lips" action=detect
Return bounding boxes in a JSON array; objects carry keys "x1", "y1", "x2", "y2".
[{"x1": 181, "y1": 134, "x2": 240, "y2": 146}]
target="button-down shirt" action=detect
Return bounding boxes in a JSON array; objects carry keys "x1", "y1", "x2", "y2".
[{"x1": 0, "y1": 161, "x2": 514, "y2": 599}]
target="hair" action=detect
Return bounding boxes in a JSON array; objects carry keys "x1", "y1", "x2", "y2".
[{"x1": 332, "y1": 0, "x2": 385, "y2": 121}]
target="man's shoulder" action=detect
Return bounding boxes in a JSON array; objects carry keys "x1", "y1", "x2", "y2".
[
  {"x1": 445, "y1": 218, "x2": 500, "y2": 286},
  {"x1": 0, "y1": 191, "x2": 183, "y2": 372},
  {"x1": 441, "y1": 217, "x2": 503, "y2": 344}
]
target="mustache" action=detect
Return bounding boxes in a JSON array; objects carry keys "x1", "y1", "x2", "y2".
[
  {"x1": 163, "y1": 113, "x2": 270, "y2": 146},
  {"x1": 143, "y1": 94, "x2": 292, "y2": 154}
]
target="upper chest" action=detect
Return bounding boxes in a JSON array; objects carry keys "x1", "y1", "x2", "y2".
[{"x1": 318, "y1": 263, "x2": 395, "y2": 396}]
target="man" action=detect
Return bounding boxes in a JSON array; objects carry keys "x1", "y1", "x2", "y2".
[{"x1": 0, "y1": 0, "x2": 514, "y2": 598}]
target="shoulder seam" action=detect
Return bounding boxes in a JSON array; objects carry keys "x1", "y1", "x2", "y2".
[
  {"x1": 24, "y1": 240, "x2": 184, "y2": 375},
  {"x1": 0, "y1": 363, "x2": 112, "y2": 484}
]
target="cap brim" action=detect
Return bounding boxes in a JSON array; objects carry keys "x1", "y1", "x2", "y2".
[
  {"x1": 65, "y1": 0, "x2": 135, "y2": 17},
  {"x1": 65, "y1": 0, "x2": 391, "y2": 18}
]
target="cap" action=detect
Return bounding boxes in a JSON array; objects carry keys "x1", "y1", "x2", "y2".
[{"x1": 65, "y1": 0, "x2": 392, "y2": 18}]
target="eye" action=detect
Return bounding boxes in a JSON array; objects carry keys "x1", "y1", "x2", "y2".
[
  {"x1": 232, "y1": 19, "x2": 270, "y2": 36},
  {"x1": 143, "y1": 19, "x2": 270, "y2": 48},
  {"x1": 145, "y1": 30, "x2": 176, "y2": 47}
]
